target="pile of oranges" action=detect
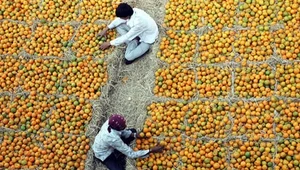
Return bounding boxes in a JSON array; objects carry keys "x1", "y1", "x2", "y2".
[
  {"x1": 38, "y1": 0, "x2": 80, "y2": 22},
  {"x1": 0, "y1": 93, "x2": 54, "y2": 131},
  {"x1": 0, "y1": 0, "x2": 116, "y2": 167},
  {"x1": 198, "y1": 0, "x2": 237, "y2": 30},
  {"x1": 230, "y1": 100, "x2": 276, "y2": 139},
  {"x1": 273, "y1": 28, "x2": 300, "y2": 60},
  {"x1": 276, "y1": 64, "x2": 300, "y2": 98},
  {"x1": 185, "y1": 100, "x2": 231, "y2": 139},
  {"x1": 0, "y1": 0, "x2": 40, "y2": 23},
  {"x1": 0, "y1": 96, "x2": 10, "y2": 117},
  {"x1": 163, "y1": 0, "x2": 200, "y2": 31},
  {"x1": 72, "y1": 23, "x2": 116, "y2": 58},
  {"x1": 234, "y1": 28, "x2": 273, "y2": 62},
  {"x1": 276, "y1": 0, "x2": 299, "y2": 29},
  {"x1": 237, "y1": 0, "x2": 277, "y2": 29},
  {"x1": 141, "y1": 101, "x2": 186, "y2": 139},
  {"x1": 0, "y1": 131, "x2": 43, "y2": 169},
  {"x1": 48, "y1": 96, "x2": 92, "y2": 134},
  {"x1": 227, "y1": 139, "x2": 275, "y2": 169},
  {"x1": 146, "y1": 0, "x2": 299, "y2": 169},
  {"x1": 61, "y1": 57, "x2": 108, "y2": 99},
  {"x1": 274, "y1": 139, "x2": 300, "y2": 170},
  {"x1": 24, "y1": 23, "x2": 75, "y2": 57},
  {"x1": 196, "y1": 66, "x2": 232, "y2": 98},
  {"x1": 1, "y1": 0, "x2": 300, "y2": 169},
  {"x1": 157, "y1": 30, "x2": 197, "y2": 64},
  {"x1": 0, "y1": 131, "x2": 89, "y2": 170},
  {"x1": 154, "y1": 63, "x2": 196, "y2": 100},
  {"x1": 198, "y1": 30, "x2": 235, "y2": 63},
  {"x1": 77, "y1": 0, "x2": 121, "y2": 23},
  {"x1": 275, "y1": 101, "x2": 300, "y2": 139},
  {"x1": 20, "y1": 58, "x2": 64, "y2": 95},
  {"x1": 0, "y1": 21, "x2": 31, "y2": 55},
  {"x1": 0, "y1": 56, "x2": 24, "y2": 92},
  {"x1": 234, "y1": 63, "x2": 275, "y2": 98}
]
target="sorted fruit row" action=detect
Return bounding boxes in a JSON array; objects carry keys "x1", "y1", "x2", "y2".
[
  {"x1": 198, "y1": 0, "x2": 237, "y2": 30},
  {"x1": 77, "y1": 0, "x2": 121, "y2": 23},
  {"x1": 0, "y1": 1, "x2": 120, "y2": 170},
  {"x1": 0, "y1": 20, "x2": 116, "y2": 58},
  {"x1": 198, "y1": 30, "x2": 235, "y2": 64},
  {"x1": 153, "y1": 63, "x2": 197, "y2": 100},
  {"x1": 72, "y1": 23, "x2": 116, "y2": 58},
  {"x1": 0, "y1": 0, "x2": 120, "y2": 24},
  {"x1": 0, "y1": 56, "x2": 108, "y2": 99},
  {"x1": 0, "y1": 21, "x2": 31, "y2": 55},
  {"x1": 137, "y1": 99, "x2": 300, "y2": 169},
  {"x1": 24, "y1": 23, "x2": 74, "y2": 57},
  {"x1": 0, "y1": 93, "x2": 93, "y2": 135},
  {"x1": 152, "y1": 62, "x2": 296, "y2": 100},
  {"x1": 0, "y1": 131, "x2": 89, "y2": 170},
  {"x1": 164, "y1": 0, "x2": 299, "y2": 31},
  {"x1": 157, "y1": 30, "x2": 197, "y2": 64},
  {"x1": 146, "y1": 0, "x2": 300, "y2": 170},
  {"x1": 157, "y1": 27, "x2": 297, "y2": 66}
]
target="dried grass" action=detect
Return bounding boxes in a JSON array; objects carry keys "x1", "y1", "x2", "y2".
[{"x1": 85, "y1": 0, "x2": 170, "y2": 169}]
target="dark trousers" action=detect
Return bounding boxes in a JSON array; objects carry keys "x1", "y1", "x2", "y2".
[{"x1": 98, "y1": 128, "x2": 137, "y2": 170}]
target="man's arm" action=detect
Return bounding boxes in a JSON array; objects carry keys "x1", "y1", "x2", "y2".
[
  {"x1": 110, "y1": 137, "x2": 150, "y2": 159},
  {"x1": 111, "y1": 137, "x2": 164, "y2": 159},
  {"x1": 107, "y1": 18, "x2": 127, "y2": 29},
  {"x1": 100, "y1": 24, "x2": 144, "y2": 50},
  {"x1": 110, "y1": 24, "x2": 144, "y2": 46},
  {"x1": 98, "y1": 18, "x2": 127, "y2": 37}
]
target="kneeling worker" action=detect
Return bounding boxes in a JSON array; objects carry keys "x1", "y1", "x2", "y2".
[
  {"x1": 92, "y1": 114, "x2": 164, "y2": 170},
  {"x1": 98, "y1": 3, "x2": 159, "y2": 65}
]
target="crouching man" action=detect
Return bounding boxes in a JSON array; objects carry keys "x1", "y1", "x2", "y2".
[
  {"x1": 92, "y1": 114, "x2": 164, "y2": 170},
  {"x1": 98, "y1": 3, "x2": 159, "y2": 65}
]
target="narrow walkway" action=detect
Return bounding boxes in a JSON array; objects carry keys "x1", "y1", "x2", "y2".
[{"x1": 94, "y1": 0, "x2": 167, "y2": 169}]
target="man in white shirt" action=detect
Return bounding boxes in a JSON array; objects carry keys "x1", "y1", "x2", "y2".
[
  {"x1": 98, "y1": 3, "x2": 159, "y2": 65},
  {"x1": 92, "y1": 114, "x2": 163, "y2": 170}
]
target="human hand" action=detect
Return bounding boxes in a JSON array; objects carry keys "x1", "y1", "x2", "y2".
[
  {"x1": 97, "y1": 28, "x2": 109, "y2": 38},
  {"x1": 149, "y1": 145, "x2": 164, "y2": 153},
  {"x1": 136, "y1": 132, "x2": 145, "y2": 139},
  {"x1": 100, "y1": 42, "x2": 111, "y2": 50}
]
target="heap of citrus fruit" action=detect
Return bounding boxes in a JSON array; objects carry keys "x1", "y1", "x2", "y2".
[
  {"x1": 142, "y1": 0, "x2": 300, "y2": 169},
  {"x1": 0, "y1": 0, "x2": 117, "y2": 169},
  {"x1": 157, "y1": 30, "x2": 197, "y2": 64},
  {"x1": 0, "y1": 0, "x2": 300, "y2": 169},
  {"x1": 0, "y1": 21, "x2": 31, "y2": 55},
  {"x1": 72, "y1": 23, "x2": 116, "y2": 58},
  {"x1": 198, "y1": 30, "x2": 235, "y2": 64}
]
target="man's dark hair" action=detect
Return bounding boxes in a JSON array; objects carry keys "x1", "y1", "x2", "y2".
[{"x1": 116, "y1": 3, "x2": 134, "y2": 18}]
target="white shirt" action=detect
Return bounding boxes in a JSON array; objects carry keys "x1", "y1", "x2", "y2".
[
  {"x1": 92, "y1": 120, "x2": 150, "y2": 161},
  {"x1": 108, "y1": 8, "x2": 159, "y2": 46}
]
